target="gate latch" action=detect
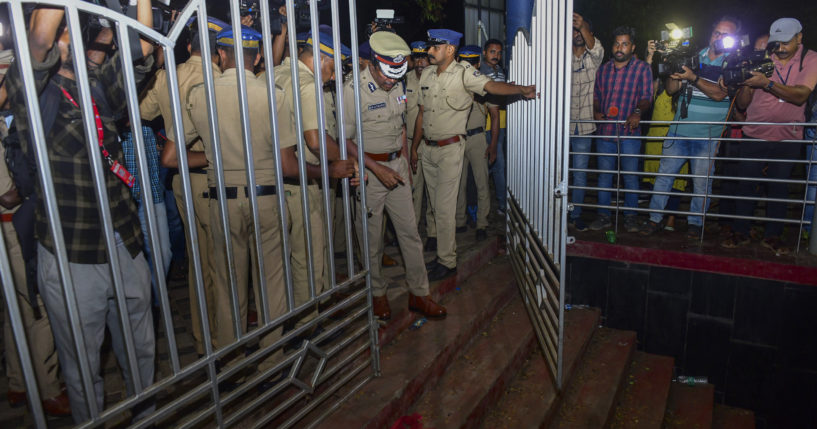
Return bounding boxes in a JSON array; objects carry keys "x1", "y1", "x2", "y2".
[{"x1": 554, "y1": 181, "x2": 568, "y2": 198}]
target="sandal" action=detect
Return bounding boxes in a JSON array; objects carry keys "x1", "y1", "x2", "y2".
[
  {"x1": 721, "y1": 232, "x2": 750, "y2": 249},
  {"x1": 761, "y1": 237, "x2": 791, "y2": 256}
]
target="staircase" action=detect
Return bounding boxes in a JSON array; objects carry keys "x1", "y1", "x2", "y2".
[{"x1": 302, "y1": 235, "x2": 756, "y2": 429}]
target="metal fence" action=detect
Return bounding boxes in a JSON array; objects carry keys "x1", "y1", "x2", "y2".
[
  {"x1": 0, "y1": 0, "x2": 377, "y2": 427},
  {"x1": 506, "y1": 0, "x2": 571, "y2": 388},
  {"x1": 569, "y1": 118, "x2": 817, "y2": 255}
]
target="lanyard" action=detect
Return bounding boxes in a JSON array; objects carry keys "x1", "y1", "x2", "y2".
[
  {"x1": 775, "y1": 62, "x2": 793, "y2": 85},
  {"x1": 58, "y1": 86, "x2": 135, "y2": 188}
]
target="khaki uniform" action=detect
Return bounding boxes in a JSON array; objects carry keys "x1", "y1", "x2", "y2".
[
  {"x1": 343, "y1": 67, "x2": 429, "y2": 297},
  {"x1": 418, "y1": 62, "x2": 490, "y2": 268},
  {"x1": 456, "y1": 67, "x2": 493, "y2": 230},
  {"x1": 139, "y1": 55, "x2": 220, "y2": 355},
  {"x1": 275, "y1": 58, "x2": 329, "y2": 310},
  {"x1": 406, "y1": 69, "x2": 434, "y2": 237},
  {"x1": 0, "y1": 141, "x2": 62, "y2": 399},
  {"x1": 187, "y1": 69, "x2": 291, "y2": 372}
]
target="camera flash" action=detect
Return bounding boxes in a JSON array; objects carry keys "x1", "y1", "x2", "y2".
[
  {"x1": 722, "y1": 36, "x2": 735, "y2": 49},
  {"x1": 670, "y1": 28, "x2": 683, "y2": 40}
]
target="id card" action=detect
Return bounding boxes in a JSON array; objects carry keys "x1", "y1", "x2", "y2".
[{"x1": 110, "y1": 161, "x2": 135, "y2": 188}]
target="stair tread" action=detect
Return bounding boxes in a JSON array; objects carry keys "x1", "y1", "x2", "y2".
[
  {"x1": 408, "y1": 295, "x2": 534, "y2": 429},
  {"x1": 313, "y1": 257, "x2": 517, "y2": 429},
  {"x1": 480, "y1": 307, "x2": 601, "y2": 429},
  {"x1": 550, "y1": 327, "x2": 637, "y2": 428},
  {"x1": 609, "y1": 351, "x2": 675, "y2": 429},
  {"x1": 712, "y1": 404, "x2": 755, "y2": 429},
  {"x1": 663, "y1": 381, "x2": 715, "y2": 429}
]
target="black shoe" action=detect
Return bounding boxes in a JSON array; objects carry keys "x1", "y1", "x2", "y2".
[
  {"x1": 425, "y1": 258, "x2": 441, "y2": 271},
  {"x1": 257, "y1": 366, "x2": 291, "y2": 393},
  {"x1": 424, "y1": 237, "x2": 437, "y2": 252},
  {"x1": 427, "y1": 263, "x2": 457, "y2": 282},
  {"x1": 455, "y1": 225, "x2": 468, "y2": 233},
  {"x1": 475, "y1": 229, "x2": 487, "y2": 241}
]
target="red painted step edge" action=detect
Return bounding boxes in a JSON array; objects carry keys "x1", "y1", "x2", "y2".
[
  {"x1": 609, "y1": 351, "x2": 675, "y2": 429},
  {"x1": 663, "y1": 382, "x2": 715, "y2": 429}
]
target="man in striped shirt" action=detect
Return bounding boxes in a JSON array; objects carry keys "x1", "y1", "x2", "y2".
[{"x1": 591, "y1": 26, "x2": 652, "y2": 232}]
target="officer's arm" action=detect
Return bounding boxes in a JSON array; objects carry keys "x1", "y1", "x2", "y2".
[
  {"x1": 411, "y1": 105, "x2": 424, "y2": 154},
  {"x1": 281, "y1": 145, "x2": 354, "y2": 180},
  {"x1": 344, "y1": 139, "x2": 381, "y2": 173},
  {"x1": 303, "y1": 129, "x2": 342, "y2": 161},
  {"x1": 0, "y1": 186, "x2": 21, "y2": 210},
  {"x1": 159, "y1": 139, "x2": 208, "y2": 168},
  {"x1": 484, "y1": 81, "x2": 536, "y2": 99}
]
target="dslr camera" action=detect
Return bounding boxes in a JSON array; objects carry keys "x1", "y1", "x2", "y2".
[
  {"x1": 719, "y1": 35, "x2": 774, "y2": 88},
  {"x1": 655, "y1": 26, "x2": 699, "y2": 77}
]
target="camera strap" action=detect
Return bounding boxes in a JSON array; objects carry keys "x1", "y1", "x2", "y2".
[{"x1": 58, "y1": 86, "x2": 135, "y2": 188}]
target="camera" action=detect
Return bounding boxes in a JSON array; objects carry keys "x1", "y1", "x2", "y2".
[
  {"x1": 721, "y1": 36, "x2": 774, "y2": 88},
  {"x1": 368, "y1": 9, "x2": 404, "y2": 36},
  {"x1": 657, "y1": 43, "x2": 700, "y2": 77}
]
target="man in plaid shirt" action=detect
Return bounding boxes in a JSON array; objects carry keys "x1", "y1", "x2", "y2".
[
  {"x1": 5, "y1": 4, "x2": 156, "y2": 422},
  {"x1": 591, "y1": 26, "x2": 652, "y2": 232}
]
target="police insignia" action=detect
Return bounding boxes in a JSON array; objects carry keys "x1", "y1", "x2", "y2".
[
  {"x1": 473, "y1": 70, "x2": 481, "y2": 76},
  {"x1": 397, "y1": 95, "x2": 407, "y2": 104},
  {"x1": 368, "y1": 102, "x2": 386, "y2": 111},
  {"x1": 368, "y1": 82, "x2": 377, "y2": 92},
  {"x1": 393, "y1": 54, "x2": 405, "y2": 63}
]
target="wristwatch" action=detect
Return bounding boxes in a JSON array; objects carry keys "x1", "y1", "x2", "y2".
[
  {"x1": 766, "y1": 80, "x2": 775, "y2": 91},
  {"x1": 633, "y1": 108, "x2": 642, "y2": 116}
]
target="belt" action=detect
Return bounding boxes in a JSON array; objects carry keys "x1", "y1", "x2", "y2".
[
  {"x1": 365, "y1": 150, "x2": 401, "y2": 162},
  {"x1": 466, "y1": 127, "x2": 485, "y2": 137},
  {"x1": 189, "y1": 168, "x2": 207, "y2": 175},
  {"x1": 425, "y1": 135, "x2": 461, "y2": 147},
  {"x1": 1, "y1": 213, "x2": 13, "y2": 222},
  {"x1": 283, "y1": 177, "x2": 323, "y2": 189},
  {"x1": 208, "y1": 185, "x2": 277, "y2": 200}
]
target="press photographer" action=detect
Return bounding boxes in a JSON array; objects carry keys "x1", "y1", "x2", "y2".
[
  {"x1": 639, "y1": 16, "x2": 738, "y2": 237},
  {"x1": 723, "y1": 18, "x2": 817, "y2": 254}
]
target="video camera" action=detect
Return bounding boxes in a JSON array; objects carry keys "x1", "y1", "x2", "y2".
[
  {"x1": 655, "y1": 25, "x2": 699, "y2": 77},
  {"x1": 368, "y1": 9, "x2": 404, "y2": 36},
  {"x1": 720, "y1": 35, "x2": 774, "y2": 88}
]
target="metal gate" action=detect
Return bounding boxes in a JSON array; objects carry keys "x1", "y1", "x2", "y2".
[
  {"x1": 506, "y1": 0, "x2": 572, "y2": 388},
  {"x1": 0, "y1": 0, "x2": 377, "y2": 427}
]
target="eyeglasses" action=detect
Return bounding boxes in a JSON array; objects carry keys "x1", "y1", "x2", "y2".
[{"x1": 712, "y1": 30, "x2": 732, "y2": 38}]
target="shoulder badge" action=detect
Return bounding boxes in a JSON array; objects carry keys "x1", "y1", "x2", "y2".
[{"x1": 368, "y1": 82, "x2": 377, "y2": 93}]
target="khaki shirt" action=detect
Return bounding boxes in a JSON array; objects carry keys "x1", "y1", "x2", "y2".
[
  {"x1": 274, "y1": 57, "x2": 333, "y2": 166},
  {"x1": 188, "y1": 68, "x2": 292, "y2": 187},
  {"x1": 342, "y1": 66, "x2": 405, "y2": 154},
  {"x1": 418, "y1": 60, "x2": 490, "y2": 140},
  {"x1": 406, "y1": 69, "x2": 422, "y2": 139},
  {"x1": 140, "y1": 55, "x2": 221, "y2": 152},
  {"x1": 324, "y1": 88, "x2": 338, "y2": 139},
  {"x1": 0, "y1": 141, "x2": 17, "y2": 216}
]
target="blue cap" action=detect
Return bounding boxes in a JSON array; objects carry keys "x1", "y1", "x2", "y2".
[
  {"x1": 410, "y1": 41, "x2": 428, "y2": 56},
  {"x1": 359, "y1": 41, "x2": 372, "y2": 59},
  {"x1": 307, "y1": 32, "x2": 352, "y2": 60},
  {"x1": 459, "y1": 45, "x2": 481, "y2": 58},
  {"x1": 296, "y1": 32, "x2": 309, "y2": 45},
  {"x1": 427, "y1": 29, "x2": 462, "y2": 46},
  {"x1": 185, "y1": 16, "x2": 230, "y2": 34},
  {"x1": 216, "y1": 26, "x2": 263, "y2": 49}
]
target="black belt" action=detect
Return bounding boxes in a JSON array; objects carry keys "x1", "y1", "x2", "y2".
[
  {"x1": 283, "y1": 177, "x2": 323, "y2": 189},
  {"x1": 189, "y1": 168, "x2": 207, "y2": 175},
  {"x1": 466, "y1": 127, "x2": 485, "y2": 137},
  {"x1": 207, "y1": 185, "x2": 277, "y2": 200}
]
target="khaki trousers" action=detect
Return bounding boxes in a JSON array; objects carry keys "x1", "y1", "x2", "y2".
[
  {"x1": 411, "y1": 142, "x2": 436, "y2": 238},
  {"x1": 209, "y1": 193, "x2": 285, "y2": 372},
  {"x1": 357, "y1": 157, "x2": 429, "y2": 297},
  {"x1": 422, "y1": 140, "x2": 466, "y2": 268},
  {"x1": 2, "y1": 222, "x2": 61, "y2": 398},
  {"x1": 172, "y1": 173, "x2": 215, "y2": 355},
  {"x1": 285, "y1": 183, "x2": 327, "y2": 321},
  {"x1": 456, "y1": 132, "x2": 491, "y2": 230}
]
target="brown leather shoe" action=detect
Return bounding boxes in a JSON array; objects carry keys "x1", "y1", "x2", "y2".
[
  {"x1": 7, "y1": 390, "x2": 26, "y2": 408},
  {"x1": 372, "y1": 295, "x2": 391, "y2": 320},
  {"x1": 408, "y1": 294, "x2": 447, "y2": 319},
  {"x1": 42, "y1": 390, "x2": 71, "y2": 417},
  {"x1": 382, "y1": 253, "x2": 398, "y2": 267}
]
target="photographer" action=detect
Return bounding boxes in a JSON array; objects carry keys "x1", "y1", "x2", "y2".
[
  {"x1": 640, "y1": 17, "x2": 737, "y2": 238},
  {"x1": 4, "y1": 3, "x2": 156, "y2": 422},
  {"x1": 722, "y1": 18, "x2": 817, "y2": 255}
]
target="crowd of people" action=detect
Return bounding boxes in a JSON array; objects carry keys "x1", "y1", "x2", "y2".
[
  {"x1": 0, "y1": 1, "x2": 533, "y2": 423},
  {"x1": 570, "y1": 13, "x2": 817, "y2": 256}
]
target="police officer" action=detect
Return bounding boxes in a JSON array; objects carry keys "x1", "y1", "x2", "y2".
[
  {"x1": 342, "y1": 31, "x2": 446, "y2": 321},
  {"x1": 455, "y1": 45, "x2": 498, "y2": 242},
  {"x1": 407, "y1": 40, "x2": 436, "y2": 251},
  {"x1": 139, "y1": 16, "x2": 227, "y2": 357},
  {"x1": 186, "y1": 26, "x2": 290, "y2": 377},
  {"x1": 274, "y1": 32, "x2": 357, "y2": 321},
  {"x1": 410, "y1": 29, "x2": 535, "y2": 281}
]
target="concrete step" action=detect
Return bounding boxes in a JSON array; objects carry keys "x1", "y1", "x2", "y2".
[
  {"x1": 712, "y1": 404, "x2": 755, "y2": 429},
  {"x1": 549, "y1": 327, "x2": 638, "y2": 428},
  {"x1": 312, "y1": 255, "x2": 517, "y2": 429},
  {"x1": 609, "y1": 351, "x2": 675, "y2": 429},
  {"x1": 480, "y1": 307, "x2": 601, "y2": 429},
  {"x1": 662, "y1": 381, "x2": 715, "y2": 429},
  {"x1": 407, "y1": 295, "x2": 534, "y2": 429}
]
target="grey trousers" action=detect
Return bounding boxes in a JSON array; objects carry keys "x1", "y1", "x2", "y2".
[{"x1": 38, "y1": 240, "x2": 155, "y2": 423}]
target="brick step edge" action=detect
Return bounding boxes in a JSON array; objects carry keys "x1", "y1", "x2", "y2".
[
  {"x1": 550, "y1": 328, "x2": 637, "y2": 429},
  {"x1": 609, "y1": 351, "x2": 675, "y2": 429},
  {"x1": 663, "y1": 382, "x2": 715, "y2": 429},
  {"x1": 713, "y1": 404, "x2": 755, "y2": 429},
  {"x1": 478, "y1": 307, "x2": 601, "y2": 429},
  {"x1": 311, "y1": 257, "x2": 518, "y2": 429},
  {"x1": 408, "y1": 295, "x2": 535, "y2": 429}
]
